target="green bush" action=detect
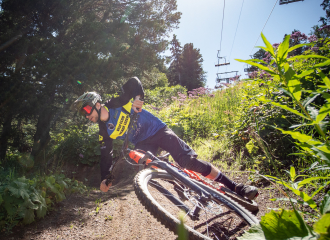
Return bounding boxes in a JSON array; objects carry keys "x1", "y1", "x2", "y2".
[
  {"x1": 237, "y1": 33, "x2": 330, "y2": 240},
  {"x1": 0, "y1": 173, "x2": 86, "y2": 232},
  {"x1": 144, "y1": 85, "x2": 187, "y2": 108},
  {"x1": 51, "y1": 123, "x2": 100, "y2": 166},
  {"x1": 230, "y1": 80, "x2": 301, "y2": 171}
]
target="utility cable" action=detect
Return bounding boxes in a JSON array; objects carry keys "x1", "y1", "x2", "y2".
[{"x1": 249, "y1": 0, "x2": 279, "y2": 57}]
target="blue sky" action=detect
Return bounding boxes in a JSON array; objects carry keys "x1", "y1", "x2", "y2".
[{"x1": 165, "y1": 0, "x2": 325, "y2": 88}]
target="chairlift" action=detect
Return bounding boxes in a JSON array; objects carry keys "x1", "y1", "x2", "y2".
[
  {"x1": 215, "y1": 51, "x2": 230, "y2": 67},
  {"x1": 216, "y1": 71, "x2": 239, "y2": 84},
  {"x1": 279, "y1": 0, "x2": 303, "y2": 5}
]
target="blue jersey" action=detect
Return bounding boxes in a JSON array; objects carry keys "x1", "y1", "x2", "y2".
[{"x1": 102, "y1": 102, "x2": 166, "y2": 145}]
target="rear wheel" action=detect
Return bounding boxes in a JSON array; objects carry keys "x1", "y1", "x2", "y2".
[{"x1": 134, "y1": 169, "x2": 259, "y2": 240}]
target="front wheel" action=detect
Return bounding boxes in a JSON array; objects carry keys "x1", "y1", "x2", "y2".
[{"x1": 134, "y1": 169, "x2": 259, "y2": 240}]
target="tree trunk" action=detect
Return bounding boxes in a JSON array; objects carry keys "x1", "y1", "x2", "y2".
[
  {"x1": 31, "y1": 107, "x2": 53, "y2": 167},
  {"x1": 13, "y1": 118, "x2": 22, "y2": 150},
  {"x1": 0, "y1": 113, "x2": 13, "y2": 161}
]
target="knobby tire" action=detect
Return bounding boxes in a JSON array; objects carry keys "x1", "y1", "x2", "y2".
[{"x1": 134, "y1": 169, "x2": 259, "y2": 240}]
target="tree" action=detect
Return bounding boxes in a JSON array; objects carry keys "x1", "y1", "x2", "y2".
[
  {"x1": 320, "y1": 0, "x2": 330, "y2": 25},
  {"x1": 180, "y1": 43, "x2": 206, "y2": 91},
  {"x1": 0, "y1": 0, "x2": 181, "y2": 165},
  {"x1": 167, "y1": 34, "x2": 182, "y2": 86},
  {"x1": 167, "y1": 39, "x2": 205, "y2": 91},
  {"x1": 139, "y1": 67, "x2": 169, "y2": 89}
]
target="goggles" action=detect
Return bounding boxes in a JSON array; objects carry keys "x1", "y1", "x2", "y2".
[{"x1": 80, "y1": 104, "x2": 94, "y2": 117}]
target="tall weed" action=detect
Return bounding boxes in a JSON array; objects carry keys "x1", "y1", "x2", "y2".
[{"x1": 237, "y1": 33, "x2": 330, "y2": 240}]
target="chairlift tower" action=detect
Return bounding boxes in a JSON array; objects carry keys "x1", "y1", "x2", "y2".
[{"x1": 279, "y1": 0, "x2": 304, "y2": 5}]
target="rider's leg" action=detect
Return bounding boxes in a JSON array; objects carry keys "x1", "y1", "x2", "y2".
[
  {"x1": 135, "y1": 126, "x2": 258, "y2": 200},
  {"x1": 156, "y1": 127, "x2": 258, "y2": 200},
  {"x1": 204, "y1": 164, "x2": 258, "y2": 200},
  {"x1": 173, "y1": 155, "x2": 258, "y2": 200}
]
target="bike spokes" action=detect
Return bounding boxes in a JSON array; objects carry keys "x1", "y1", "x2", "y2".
[{"x1": 146, "y1": 177, "x2": 250, "y2": 239}]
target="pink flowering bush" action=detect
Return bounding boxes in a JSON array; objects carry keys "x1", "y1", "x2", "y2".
[
  {"x1": 308, "y1": 35, "x2": 318, "y2": 43},
  {"x1": 318, "y1": 24, "x2": 330, "y2": 32},
  {"x1": 188, "y1": 87, "x2": 214, "y2": 98},
  {"x1": 290, "y1": 31, "x2": 308, "y2": 41},
  {"x1": 248, "y1": 71, "x2": 258, "y2": 79}
]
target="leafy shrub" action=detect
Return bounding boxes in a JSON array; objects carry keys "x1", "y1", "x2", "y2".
[
  {"x1": 144, "y1": 85, "x2": 187, "y2": 108},
  {"x1": 231, "y1": 80, "x2": 301, "y2": 171},
  {"x1": 0, "y1": 173, "x2": 86, "y2": 232},
  {"x1": 240, "y1": 167, "x2": 330, "y2": 240},
  {"x1": 237, "y1": 32, "x2": 330, "y2": 240},
  {"x1": 51, "y1": 123, "x2": 100, "y2": 166},
  {"x1": 237, "y1": 33, "x2": 330, "y2": 168}
]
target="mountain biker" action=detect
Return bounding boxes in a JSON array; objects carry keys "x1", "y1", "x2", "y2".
[{"x1": 71, "y1": 77, "x2": 258, "y2": 200}]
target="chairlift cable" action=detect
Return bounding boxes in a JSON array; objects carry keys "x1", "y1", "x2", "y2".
[
  {"x1": 218, "y1": 0, "x2": 226, "y2": 57},
  {"x1": 216, "y1": 0, "x2": 226, "y2": 75},
  {"x1": 227, "y1": 0, "x2": 245, "y2": 70},
  {"x1": 249, "y1": 0, "x2": 279, "y2": 56}
]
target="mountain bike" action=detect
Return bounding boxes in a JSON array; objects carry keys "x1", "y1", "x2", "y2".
[{"x1": 106, "y1": 112, "x2": 259, "y2": 240}]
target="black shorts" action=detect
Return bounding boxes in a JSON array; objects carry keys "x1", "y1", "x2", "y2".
[{"x1": 134, "y1": 126, "x2": 211, "y2": 176}]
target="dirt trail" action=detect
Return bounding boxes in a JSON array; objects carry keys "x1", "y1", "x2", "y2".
[{"x1": 6, "y1": 159, "x2": 281, "y2": 240}]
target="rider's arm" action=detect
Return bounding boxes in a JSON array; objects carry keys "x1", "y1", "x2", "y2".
[
  {"x1": 99, "y1": 124, "x2": 114, "y2": 182},
  {"x1": 107, "y1": 77, "x2": 145, "y2": 108}
]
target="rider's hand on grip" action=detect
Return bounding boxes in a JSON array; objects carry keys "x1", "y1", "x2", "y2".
[{"x1": 132, "y1": 96, "x2": 144, "y2": 113}]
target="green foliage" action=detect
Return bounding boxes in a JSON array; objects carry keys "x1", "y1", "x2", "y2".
[
  {"x1": 237, "y1": 33, "x2": 330, "y2": 240},
  {"x1": 320, "y1": 192, "x2": 330, "y2": 215},
  {"x1": 246, "y1": 139, "x2": 259, "y2": 155},
  {"x1": 267, "y1": 166, "x2": 330, "y2": 212},
  {"x1": 219, "y1": 80, "x2": 299, "y2": 171},
  {"x1": 314, "y1": 213, "x2": 330, "y2": 240},
  {"x1": 144, "y1": 85, "x2": 187, "y2": 108},
  {"x1": 177, "y1": 211, "x2": 188, "y2": 240},
  {"x1": 167, "y1": 38, "x2": 206, "y2": 90},
  {"x1": 240, "y1": 206, "x2": 330, "y2": 240},
  {"x1": 139, "y1": 68, "x2": 169, "y2": 89},
  {"x1": 237, "y1": 33, "x2": 330, "y2": 168},
  {"x1": 51, "y1": 124, "x2": 100, "y2": 166},
  {"x1": 238, "y1": 209, "x2": 316, "y2": 240},
  {"x1": 0, "y1": 173, "x2": 86, "y2": 232},
  {"x1": 148, "y1": 85, "x2": 244, "y2": 142},
  {"x1": 0, "y1": 0, "x2": 181, "y2": 165}
]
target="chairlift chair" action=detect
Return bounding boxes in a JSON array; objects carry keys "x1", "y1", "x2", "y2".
[
  {"x1": 216, "y1": 71, "x2": 239, "y2": 84},
  {"x1": 279, "y1": 0, "x2": 304, "y2": 5},
  {"x1": 215, "y1": 51, "x2": 230, "y2": 67}
]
